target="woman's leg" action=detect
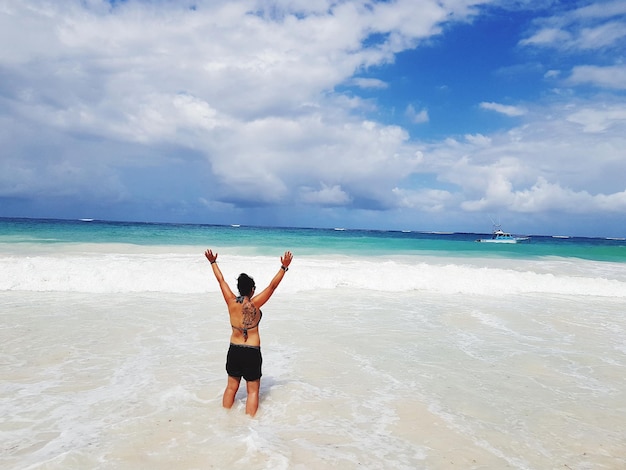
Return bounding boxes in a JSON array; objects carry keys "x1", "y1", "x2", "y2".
[
  {"x1": 245, "y1": 379, "x2": 260, "y2": 417},
  {"x1": 223, "y1": 375, "x2": 241, "y2": 409}
]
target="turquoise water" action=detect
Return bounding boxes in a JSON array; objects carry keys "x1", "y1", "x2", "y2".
[{"x1": 1, "y1": 217, "x2": 624, "y2": 262}]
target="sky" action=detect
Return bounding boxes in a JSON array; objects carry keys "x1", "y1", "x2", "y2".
[{"x1": 1, "y1": 0, "x2": 625, "y2": 237}]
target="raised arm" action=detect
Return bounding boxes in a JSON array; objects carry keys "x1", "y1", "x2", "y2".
[
  {"x1": 252, "y1": 251, "x2": 293, "y2": 308},
  {"x1": 204, "y1": 249, "x2": 236, "y2": 304}
]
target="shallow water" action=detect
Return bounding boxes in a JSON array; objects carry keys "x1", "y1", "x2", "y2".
[
  {"x1": 1, "y1": 219, "x2": 625, "y2": 468},
  {"x1": 2, "y1": 286, "x2": 625, "y2": 469}
]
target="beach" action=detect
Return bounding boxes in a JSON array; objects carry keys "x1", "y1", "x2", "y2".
[{"x1": 1, "y1": 219, "x2": 625, "y2": 469}]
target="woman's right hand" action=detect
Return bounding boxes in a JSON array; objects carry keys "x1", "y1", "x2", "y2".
[{"x1": 280, "y1": 251, "x2": 293, "y2": 268}]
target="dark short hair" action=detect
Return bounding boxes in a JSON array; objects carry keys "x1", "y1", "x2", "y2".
[{"x1": 237, "y1": 273, "x2": 255, "y2": 297}]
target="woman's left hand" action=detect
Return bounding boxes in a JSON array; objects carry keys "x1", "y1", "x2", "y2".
[{"x1": 205, "y1": 249, "x2": 218, "y2": 264}]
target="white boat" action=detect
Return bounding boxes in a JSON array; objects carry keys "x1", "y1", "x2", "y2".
[{"x1": 476, "y1": 225, "x2": 529, "y2": 244}]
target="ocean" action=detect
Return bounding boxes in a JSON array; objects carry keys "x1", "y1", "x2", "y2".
[{"x1": 1, "y1": 217, "x2": 625, "y2": 469}]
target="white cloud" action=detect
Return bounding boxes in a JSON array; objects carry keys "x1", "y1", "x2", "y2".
[
  {"x1": 519, "y1": 1, "x2": 626, "y2": 51},
  {"x1": 392, "y1": 187, "x2": 455, "y2": 213},
  {"x1": 349, "y1": 78, "x2": 388, "y2": 89},
  {"x1": 464, "y1": 134, "x2": 492, "y2": 146},
  {"x1": 462, "y1": 177, "x2": 626, "y2": 214},
  {"x1": 480, "y1": 102, "x2": 527, "y2": 117},
  {"x1": 0, "y1": 0, "x2": 461, "y2": 204},
  {"x1": 576, "y1": 21, "x2": 626, "y2": 49},
  {"x1": 572, "y1": 0, "x2": 626, "y2": 21},
  {"x1": 519, "y1": 27, "x2": 572, "y2": 47},
  {"x1": 567, "y1": 65, "x2": 626, "y2": 90},
  {"x1": 405, "y1": 104, "x2": 429, "y2": 124},
  {"x1": 566, "y1": 103, "x2": 626, "y2": 132},
  {"x1": 299, "y1": 184, "x2": 352, "y2": 206},
  {"x1": 420, "y1": 99, "x2": 626, "y2": 215}
]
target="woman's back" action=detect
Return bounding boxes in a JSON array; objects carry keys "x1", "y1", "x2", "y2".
[{"x1": 228, "y1": 296, "x2": 262, "y2": 345}]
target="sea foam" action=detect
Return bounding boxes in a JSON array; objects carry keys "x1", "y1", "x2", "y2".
[{"x1": 1, "y1": 243, "x2": 624, "y2": 297}]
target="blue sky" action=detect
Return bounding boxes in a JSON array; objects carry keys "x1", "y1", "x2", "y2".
[{"x1": 1, "y1": 0, "x2": 625, "y2": 236}]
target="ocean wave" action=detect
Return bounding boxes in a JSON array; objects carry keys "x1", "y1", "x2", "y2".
[{"x1": 1, "y1": 248, "x2": 624, "y2": 297}]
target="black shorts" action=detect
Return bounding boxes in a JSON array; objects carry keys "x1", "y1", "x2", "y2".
[{"x1": 226, "y1": 343, "x2": 262, "y2": 381}]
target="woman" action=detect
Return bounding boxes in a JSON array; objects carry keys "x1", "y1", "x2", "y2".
[{"x1": 204, "y1": 249, "x2": 293, "y2": 417}]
